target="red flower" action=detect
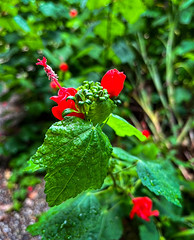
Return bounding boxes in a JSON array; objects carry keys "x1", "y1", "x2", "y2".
[
  {"x1": 27, "y1": 186, "x2": 33, "y2": 192},
  {"x1": 36, "y1": 57, "x2": 83, "y2": 120},
  {"x1": 69, "y1": 9, "x2": 78, "y2": 18},
  {"x1": 130, "y1": 197, "x2": 159, "y2": 221},
  {"x1": 50, "y1": 81, "x2": 58, "y2": 89},
  {"x1": 101, "y1": 69, "x2": 126, "y2": 98},
  {"x1": 50, "y1": 87, "x2": 84, "y2": 120},
  {"x1": 59, "y1": 62, "x2": 69, "y2": 72},
  {"x1": 142, "y1": 130, "x2": 150, "y2": 138}
]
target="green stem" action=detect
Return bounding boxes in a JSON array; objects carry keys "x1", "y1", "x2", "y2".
[
  {"x1": 166, "y1": 13, "x2": 175, "y2": 111},
  {"x1": 109, "y1": 172, "x2": 127, "y2": 193},
  {"x1": 131, "y1": 179, "x2": 142, "y2": 195},
  {"x1": 110, "y1": 172, "x2": 117, "y2": 188},
  {"x1": 177, "y1": 117, "x2": 194, "y2": 145},
  {"x1": 104, "y1": 0, "x2": 114, "y2": 61},
  {"x1": 113, "y1": 162, "x2": 137, "y2": 175},
  {"x1": 137, "y1": 33, "x2": 168, "y2": 110},
  {"x1": 101, "y1": 114, "x2": 111, "y2": 129}
]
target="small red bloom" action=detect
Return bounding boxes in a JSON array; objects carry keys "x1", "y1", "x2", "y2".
[
  {"x1": 50, "y1": 81, "x2": 58, "y2": 89},
  {"x1": 130, "y1": 197, "x2": 159, "y2": 221},
  {"x1": 50, "y1": 87, "x2": 84, "y2": 120},
  {"x1": 101, "y1": 69, "x2": 126, "y2": 98},
  {"x1": 2, "y1": 102, "x2": 8, "y2": 107},
  {"x1": 142, "y1": 130, "x2": 151, "y2": 138},
  {"x1": 59, "y1": 62, "x2": 69, "y2": 72},
  {"x1": 27, "y1": 186, "x2": 33, "y2": 192},
  {"x1": 69, "y1": 9, "x2": 78, "y2": 18}
]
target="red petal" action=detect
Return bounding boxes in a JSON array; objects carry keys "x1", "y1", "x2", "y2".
[
  {"x1": 129, "y1": 207, "x2": 136, "y2": 219},
  {"x1": 151, "y1": 210, "x2": 159, "y2": 217},
  {"x1": 101, "y1": 69, "x2": 126, "y2": 98},
  {"x1": 52, "y1": 106, "x2": 63, "y2": 120},
  {"x1": 50, "y1": 96, "x2": 63, "y2": 104}
]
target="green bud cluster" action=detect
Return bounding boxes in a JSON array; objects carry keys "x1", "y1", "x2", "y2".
[{"x1": 72, "y1": 81, "x2": 110, "y2": 115}]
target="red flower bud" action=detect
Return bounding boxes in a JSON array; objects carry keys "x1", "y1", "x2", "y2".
[
  {"x1": 59, "y1": 62, "x2": 69, "y2": 72},
  {"x1": 50, "y1": 87, "x2": 84, "y2": 120},
  {"x1": 50, "y1": 81, "x2": 58, "y2": 89},
  {"x1": 130, "y1": 197, "x2": 159, "y2": 221},
  {"x1": 101, "y1": 69, "x2": 126, "y2": 98},
  {"x1": 69, "y1": 9, "x2": 78, "y2": 18},
  {"x1": 142, "y1": 130, "x2": 150, "y2": 138}
]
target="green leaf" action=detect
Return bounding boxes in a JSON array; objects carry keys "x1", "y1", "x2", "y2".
[
  {"x1": 106, "y1": 114, "x2": 146, "y2": 141},
  {"x1": 180, "y1": 0, "x2": 194, "y2": 10},
  {"x1": 96, "y1": 206, "x2": 123, "y2": 240},
  {"x1": 24, "y1": 159, "x2": 43, "y2": 173},
  {"x1": 174, "y1": 40, "x2": 194, "y2": 56},
  {"x1": 13, "y1": 15, "x2": 30, "y2": 32},
  {"x1": 27, "y1": 192, "x2": 123, "y2": 240},
  {"x1": 27, "y1": 193, "x2": 101, "y2": 239},
  {"x1": 175, "y1": 87, "x2": 192, "y2": 104},
  {"x1": 136, "y1": 160, "x2": 182, "y2": 207},
  {"x1": 154, "y1": 197, "x2": 183, "y2": 222},
  {"x1": 172, "y1": 229, "x2": 194, "y2": 238},
  {"x1": 94, "y1": 18, "x2": 125, "y2": 41},
  {"x1": 39, "y1": 2, "x2": 67, "y2": 19},
  {"x1": 114, "y1": 0, "x2": 146, "y2": 24},
  {"x1": 113, "y1": 40, "x2": 135, "y2": 65},
  {"x1": 87, "y1": 0, "x2": 111, "y2": 10},
  {"x1": 139, "y1": 220, "x2": 159, "y2": 240},
  {"x1": 112, "y1": 147, "x2": 140, "y2": 163},
  {"x1": 180, "y1": 8, "x2": 193, "y2": 24},
  {"x1": 30, "y1": 117, "x2": 112, "y2": 206}
]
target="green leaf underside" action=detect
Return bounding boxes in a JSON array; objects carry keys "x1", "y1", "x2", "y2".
[
  {"x1": 27, "y1": 192, "x2": 123, "y2": 240},
  {"x1": 139, "y1": 220, "x2": 159, "y2": 240},
  {"x1": 112, "y1": 147, "x2": 140, "y2": 163},
  {"x1": 30, "y1": 117, "x2": 112, "y2": 206},
  {"x1": 106, "y1": 114, "x2": 146, "y2": 141},
  {"x1": 137, "y1": 160, "x2": 182, "y2": 207}
]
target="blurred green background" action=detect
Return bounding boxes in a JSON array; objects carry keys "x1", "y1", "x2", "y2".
[{"x1": 0, "y1": 0, "x2": 193, "y2": 239}]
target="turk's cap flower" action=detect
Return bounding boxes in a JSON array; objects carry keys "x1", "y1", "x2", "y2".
[
  {"x1": 69, "y1": 9, "x2": 78, "y2": 18},
  {"x1": 142, "y1": 130, "x2": 151, "y2": 138},
  {"x1": 101, "y1": 69, "x2": 126, "y2": 98},
  {"x1": 130, "y1": 196, "x2": 159, "y2": 221},
  {"x1": 59, "y1": 62, "x2": 69, "y2": 72},
  {"x1": 50, "y1": 87, "x2": 84, "y2": 120},
  {"x1": 50, "y1": 87, "x2": 77, "y2": 104},
  {"x1": 36, "y1": 57, "x2": 84, "y2": 121},
  {"x1": 52, "y1": 100, "x2": 84, "y2": 120}
]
